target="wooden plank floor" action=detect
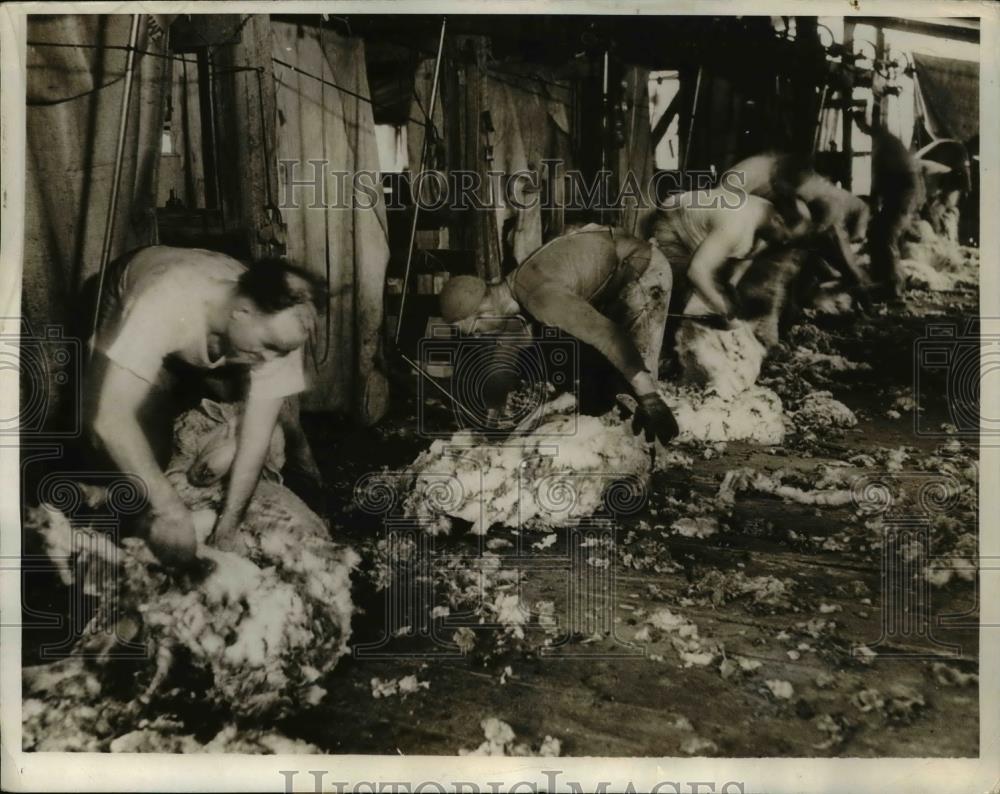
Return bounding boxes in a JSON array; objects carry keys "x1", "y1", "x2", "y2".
[
  {"x1": 20, "y1": 293, "x2": 978, "y2": 757},
  {"x1": 287, "y1": 295, "x2": 980, "y2": 758}
]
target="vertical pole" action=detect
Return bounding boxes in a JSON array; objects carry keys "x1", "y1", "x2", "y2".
[
  {"x1": 841, "y1": 19, "x2": 856, "y2": 190},
  {"x1": 682, "y1": 66, "x2": 703, "y2": 172},
  {"x1": 873, "y1": 25, "x2": 887, "y2": 133},
  {"x1": 396, "y1": 17, "x2": 447, "y2": 346},
  {"x1": 91, "y1": 14, "x2": 142, "y2": 345}
]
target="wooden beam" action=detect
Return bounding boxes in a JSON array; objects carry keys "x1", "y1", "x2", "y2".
[
  {"x1": 210, "y1": 14, "x2": 282, "y2": 260},
  {"x1": 855, "y1": 16, "x2": 980, "y2": 44}
]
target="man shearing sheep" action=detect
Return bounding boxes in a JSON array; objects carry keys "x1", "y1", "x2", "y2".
[
  {"x1": 86, "y1": 246, "x2": 325, "y2": 566},
  {"x1": 438, "y1": 224, "x2": 681, "y2": 446}
]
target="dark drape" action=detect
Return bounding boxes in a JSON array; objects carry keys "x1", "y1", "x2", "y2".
[{"x1": 912, "y1": 53, "x2": 979, "y2": 143}]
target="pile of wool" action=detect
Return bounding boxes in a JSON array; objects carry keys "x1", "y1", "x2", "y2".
[
  {"x1": 24, "y1": 498, "x2": 357, "y2": 735},
  {"x1": 790, "y1": 391, "x2": 858, "y2": 431},
  {"x1": 675, "y1": 309, "x2": 767, "y2": 398},
  {"x1": 109, "y1": 721, "x2": 319, "y2": 753},
  {"x1": 656, "y1": 383, "x2": 785, "y2": 446},
  {"x1": 400, "y1": 396, "x2": 649, "y2": 535},
  {"x1": 901, "y1": 221, "x2": 979, "y2": 292},
  {"x1": 115, "y1": 519, "x2": 355, "y2": 718},
  {"x1": 665, "y1": 303, "x2": 785, "y2": 445}
]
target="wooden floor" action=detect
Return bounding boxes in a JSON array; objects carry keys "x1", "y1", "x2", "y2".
[
  {"x1": 20, "y1": 290, "x2": 979, "y2": 757},
  {"x1": 286, "y1": 293, "x2": 980, "y2": 758}
]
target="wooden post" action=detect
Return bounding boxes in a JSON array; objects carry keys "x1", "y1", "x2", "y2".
[
  {"x1": 841, "y1": 19, "x2": 855, "y2": 190},
  {"x1": 211, "y1": 14, "x2": 282, "y2": 260},
  {"x1": 455, "y1": 34, "x2": 499, "y2": 282},
  {"x1": 873, "y1": 25, "x2": 888, "y2": 133}
]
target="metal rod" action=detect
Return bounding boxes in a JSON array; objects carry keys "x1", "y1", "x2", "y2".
[
  {"x1": 682, "y1": 66, "x2": 703, "y2": 172},
  {"x1": 813, "y1": 83, "x2": 829, "y2": 154},
  {"x1": 91, "y1": 14, "x2": 142, "y2": 347},
  {"x1": 599, "y1": 49, "x2": 610, "y2": 225},
  {"x1": 399, "y1": 352, "x2": 480, "y2": 426},
  {"x1": 395, "y1": 16, "x2": 447, "y2": 346}
]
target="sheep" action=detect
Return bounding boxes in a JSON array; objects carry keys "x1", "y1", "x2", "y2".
[{"x1": 23, "y1": 399, "x2": 358, "y2": 750}]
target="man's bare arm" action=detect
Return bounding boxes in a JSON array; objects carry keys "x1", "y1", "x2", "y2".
[
  {"x1": 687, "y1": 230, "x2": 743, "y2": 319},
  {"x1": 91, "y1": 361, "x2": 196, "y2": 564},
  {"x1": 211, "y1": 393, "x2": 283, "y2": 549}
]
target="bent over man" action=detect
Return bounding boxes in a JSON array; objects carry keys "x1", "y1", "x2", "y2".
[
  {"x1": 86, "y1": 246, "x2": 323, "y2": 566},
  {"x1": 438, "y1": 225, "x2": 680, "y2": 446},
  {"x1": 722, "y1": 151, "x2": 872, "y2": 300},
  {"x1": 650, "y1": 184, "x2": 815, "y2": 322}
]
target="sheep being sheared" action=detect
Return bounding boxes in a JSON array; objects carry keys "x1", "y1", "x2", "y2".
[
  {"x1": 399, "y1": 394, "x2": 650, "y2": 536},
  {"x1": 24, "y1": 399, "x2": 358, "y2": 750}
]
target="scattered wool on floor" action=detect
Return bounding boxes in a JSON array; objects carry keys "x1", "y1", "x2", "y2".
[
  {"x1": 459, "y1": 717, "x2": 562, "y2": 756},
  {"x1": 109, "y1": 721, "x2": 320, "y2": 753},
  {"x1": 718, "y1": 467, "x2": 855, "y2": 507}
]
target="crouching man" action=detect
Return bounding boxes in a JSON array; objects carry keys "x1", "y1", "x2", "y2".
[
  {"x1": 650, "y1": 183, "x2": 816, "y2": 325},
  {"x1": 437, "y1": 225, "x2": 680, "y2": 446},
  {"x1": 721, "y1": 152, "x2": 872, "y2": 305},
  {"x1": 85, "y1": 246, "x2": 325, "y2": 566}
]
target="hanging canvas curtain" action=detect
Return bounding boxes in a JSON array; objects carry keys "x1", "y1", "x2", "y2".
[
  {"x1": 24, "y1": 14, "x2": 170, "y2": 427},
  {"x1": 25, "y1": 14, "x2": 170, "y2": 336},
  {"x1": 484, "y1": 65, "x2": 574, "y2": 263},
  {"x1": 912, "y1": 52, "x2": 979, "y2": 144},
  {"x1": 272, "y1": 20, "x2": 391, "y2": 424}
]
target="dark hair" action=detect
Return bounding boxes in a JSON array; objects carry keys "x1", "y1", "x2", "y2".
[
  {"x1": 769, "y1": 193, "x2": 806, "y2": 229},
  {"x1": 237, "y1": 258, "x2": 326, "y2": 314}
]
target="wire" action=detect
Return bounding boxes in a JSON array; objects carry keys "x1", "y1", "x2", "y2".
[
  {"x1": 487, "y1": 64, "x2": 573, "y2": 94},
  {"x1": 27, "y1": 73, "x2": 127, "y2": 106},
  {"x1": 272, "y1": 56, "x2": 433, "y2": 129}
]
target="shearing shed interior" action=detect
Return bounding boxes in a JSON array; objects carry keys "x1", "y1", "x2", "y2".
[{"x1": 14, "y1": 11, "x2": 984, "y2": 759}]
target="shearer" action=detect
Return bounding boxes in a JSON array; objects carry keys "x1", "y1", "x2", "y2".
[
  {"x1": 85, "y1": 246, "x2": 325, "y2": 566},
  {"x1": 437, "y1": 225, "x2": 681, "y2": 446},
  {"x1": 720, "y1": 151, "x2": 872, "y2": 305},
  {"x1": 649, "y1": 180, "x2": 817, "y2": 326}
]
